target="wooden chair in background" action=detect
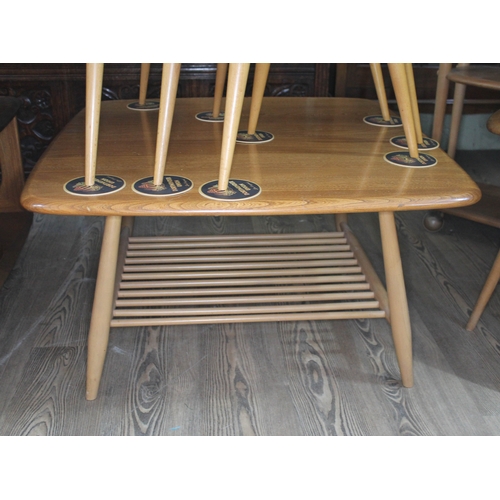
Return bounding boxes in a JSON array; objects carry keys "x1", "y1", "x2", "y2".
[{"x1": 430, "y1": 64, "x2": 500, "y2": 330}]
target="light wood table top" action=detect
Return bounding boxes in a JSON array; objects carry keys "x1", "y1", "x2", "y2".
[{"x1": 21, "y1": 97, "x2": 481, "y2": 217}]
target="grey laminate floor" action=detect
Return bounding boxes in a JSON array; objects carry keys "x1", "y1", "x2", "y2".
[{"x1": 0, "y1": 151, "x2": 499, "y2": 436}]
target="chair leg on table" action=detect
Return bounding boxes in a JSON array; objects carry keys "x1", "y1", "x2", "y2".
[
  {"x1": 387, "y1": 63, "x2": 419, "y2": 159},
  {"x1": 335, "y1": 213, "x2": 348, "y2": 232},
  {"x1": 218, "y1": 63, "x2": 250, "y2": 191},
  {"x1": 370, "y1": 63, "x2": 391, "y2": 122},
  {"x1": 85, "y1": 63, "x2": 104, "y2": 187},
  {"x1": 139, "y1": 63, "x2": 151, "y2": 106},
  {"x1": 247, "y1": 63, "x2": 270, "y2": 135},
  {"x1": 153, "y1": 63, "x2": 181, "y2": 186},
  {"x1": 466, "y1": 248, "x2": 500, "y2": 331},
  {"x1": 212, "y1": 63, "x2": 228, "y2": 119},
  {"x1": 379, "y1": 211, "x2": 413, "y2": 388},
  {"x1": 86, "y1": 215, "x2": 122, "y2": 400}
]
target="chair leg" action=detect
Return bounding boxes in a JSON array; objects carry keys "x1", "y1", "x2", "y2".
[
  {"x1": 431, "y1": 63, "x2": 452, "y2": 142},
  {"x1": 86, "y1": 215, "x2": 122, "y2": 400},
  {"x1": 139, "y1": 63, "x2": 151, "y2": 106},
  {"x1": 152, "y1": 63, "x2": 181, "y2": 186},
  {"x1": 466, "y1": 248, "x2": 500, "y2": 331},
  {"x1": 370, "y1": 63, "x2": 391, "y2": 122},
  {"x1": 85, "y1": 63, "x2": 104, "y2": 187},
  {"x1": 447, "y1": 63, "x2": 470, "y2": 159},
  {"x1": 212, "y1": 63, "x2": 228, "y2": 119},
  {"x1": 387, "y1": 63, "x2": 419, "y2": 159},
  {"x1": 379, "y1": 211, "x2": 413, "y2": 388},
  {"x1": 247, "y1": 63, "x2": 270, "y2": 135},
  {"x1": 218, "y1": 63, "x2": 250, "y2": 191}
]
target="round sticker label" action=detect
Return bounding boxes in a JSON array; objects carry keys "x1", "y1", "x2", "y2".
[
  {"x1": 390, "y1": 135, "x2": 440, "y2": 150},
  {"x1": 127, "y1": 101, "x2": 160, "y2": 111},
  {"x1": 363, "y1": 115, "x2": 403, "y2": 127},
  {"x1": 236, "y1": 130, "x2": 274, "y2": 144},
  {"x1": 199, "y1": 179, "x2": 261, "y2": 201},
  {"x1": 384, "y1": 151, "x2": 438, "y2": 168},
  {"x1": 132, "y1": 176, "x2": 193, "y2": 196},
  {"x1": 195, "y1": 111, "x2": 224, "y2": 122},
  {"x1": 64, "y1": 175, "x2": 126, "y2": 196}
]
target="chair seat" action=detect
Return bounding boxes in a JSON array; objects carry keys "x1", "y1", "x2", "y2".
[
  {"x1": 0, "y1": 97, "x2": 22, "y2": 133},
  {"x1": 447, "y1": 66, "x2": 500, "y2": 91}
]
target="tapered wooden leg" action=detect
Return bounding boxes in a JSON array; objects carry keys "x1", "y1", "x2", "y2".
[
  {"x1": 466, "y1": 249, "x2": 500, "y2": 331},
  {"x1": 139, "y1": 63, "x2": 151, "y2": 105},
  {"x1": 86, "y1": 215, "x2": 122, "y2": 400},
  {"x1": 218, "y1": 63, "x2": 250, "y2": 191},
  {"x1": 153, "y1": 63, "x2": 181, "y2": 186},
  {"x1": 213, "y1": 63, "x2": 228, "y2": 119},
  {"x1": 431, "y1": 63, "x2": 452, "y2": 142},
  {"x1": 85, "y1": 63, "x2": 104, "y2": 186},
  {"x1": 387, "y1": 63, "x2": 419, "y2": 159},
  {"x1": 379, "y1": 211, "x2": 413, "y2": 388},
  {"x1": 405, "y1": 64, "x2": 424, "y2": 145},
  {"x1": 335, "y1": 213, "x2": 348, "y2": 232},
  {"x1": 370, "y1": 63, "x2": 391, "y2": 122},
  {"x1": 247, "y1": 63, "x2": 270, "y2": 135}
]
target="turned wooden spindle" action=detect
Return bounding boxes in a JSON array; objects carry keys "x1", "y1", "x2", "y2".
[
  {"x1": 387, "y1": 63, "x2": 419, "y2": 158},
  {"x1": 139, "y1": 63, "x2": 151, "y2": 106},
  {"x1": 370, "y1": 63, "x2": 391, "y2": 122},
  {"x1": 218, "y1": 63, "x2": 250, "y2": 191},
  {"x1": 247, "y1": 63, "x2": 270, "y2": 135},
  {"x1": 212, "y1": 63, "x2": 228, "y2": 119},
  {"x1": 431, "y1": 63, "x2": 453, "y2": 142},
  {"x1": 85, "y1": 63, "x2": 104, "y2": 186},
  {"x1": 405, "y1": 63, "x2": 424, "y2": 145},
  {"x1": 153, "y1": 63, "x2": 181, "y2": 186}
]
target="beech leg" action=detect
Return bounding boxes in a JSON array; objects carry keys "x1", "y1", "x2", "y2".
[
  {"x1": 153, "y1": 63, "x2": 181, "y2": 186},
  {"x1": 218, "y1": 63, "x2": 250, "y2": 191},
  {"x1": 213, "y1": 63, "x2": 228, "y2": 119},
  {"x1": 247, "y1": 63, "x2": 270, "y2": 135},
  {"x1": 139, "y1": 63, "x2": 151, "y2": 105},
  {"x1": 379, "y1": 211, "x2": 413, "y2": 388},
  {"x1": 466, "y1": 249, "x2": 500, "y2": 331},
  {"x1": 86, "y1": 215, "x2": 122, "y2": 400},
  {"x1": 431, "y1": 63, "x2": 452, "y2": 142},
  {"x1": 85, "y1": 63, "x2": 104, "y2": 186},
  {"x1": 405, "y1": 63, "x2": 424, "y2": 145},
  {"x1": 387, "y1": 63, "x2": 419, "y2": 159},
  {"x1": 370, "y1": 63, "x2": 391, "y2": 122}
]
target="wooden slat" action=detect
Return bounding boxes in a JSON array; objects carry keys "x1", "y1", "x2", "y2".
[
  {"x1": 117, "y1": 282, "x2": 372, "y2": 298},
  {"x1": 110, "y1": 310, "x2": 387, "y2": 327},
  {"x1": 115, "y1": 291, "x2": 376, "y2": 307},
  {"x1": 112, "y1": 231, "x2": 387, "y2": 327}
]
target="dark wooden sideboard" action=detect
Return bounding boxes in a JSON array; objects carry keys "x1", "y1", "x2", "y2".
[{"x1": 1, "y1": 63, "x2": 498, "y2": 177}]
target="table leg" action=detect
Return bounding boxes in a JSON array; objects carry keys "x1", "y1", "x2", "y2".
[
  {"x1": 218, "y1": 63, "x2": 250, "y2": 191},
  {"x1": 86, "y1": 215, "x2": 122, "y2": 400},
  {"x1": 447, "y1": 63, "x2": 469, "y2": 159},
  {"x1": 153, "y1": 63, "x2": 181, "y2": 185},
  {"x1": 379, "y1": 211, "x2": 413, "y2": 388},
  {"x1": 85, "y1": 63, "x2": 104, "y2": 186}
]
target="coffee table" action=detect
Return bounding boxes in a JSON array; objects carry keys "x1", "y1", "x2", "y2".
[{"x1": 21, "y1": 97, "x2": 481, "y2": 399}]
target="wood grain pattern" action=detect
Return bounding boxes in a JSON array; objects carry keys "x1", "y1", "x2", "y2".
[{"x1": 21, "y1": 98, "x2": 480, "y2": 217}]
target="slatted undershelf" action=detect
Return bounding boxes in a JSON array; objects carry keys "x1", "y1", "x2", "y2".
[{"x1": 112, "y1": 230, "x2": 388, "y2": 327}]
